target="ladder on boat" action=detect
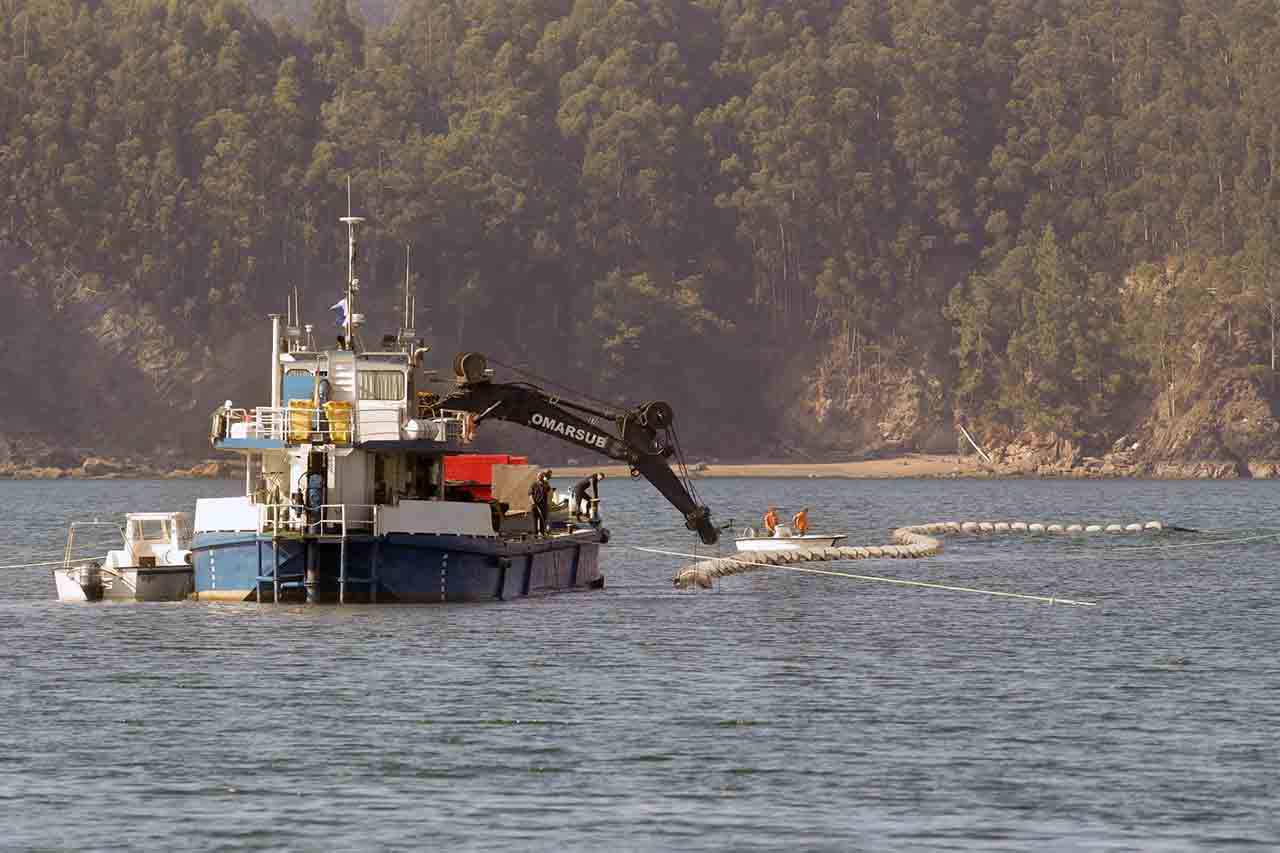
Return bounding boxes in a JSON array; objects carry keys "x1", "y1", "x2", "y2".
[
  {"x1": 335, "y1": 535, "x2": 380, "y2": 604},
  {"x1": 254, "y1": 535, "x2": 381, "y2": 604},
  {"x1": 255, "y1": 536, "x2": 304, "y2": 603}
]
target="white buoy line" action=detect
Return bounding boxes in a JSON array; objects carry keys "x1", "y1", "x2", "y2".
[
  {"x1": 640, "y1": 517, "x2": 1217, "y2": 600},
  {"x1": 879, "y1": 526, "x2": 1280, "y2": 562},
  {"x1": 628, "y1": 544, "x2": 1097, "y2": 606}
]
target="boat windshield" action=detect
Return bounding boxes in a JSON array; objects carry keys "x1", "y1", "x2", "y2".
[{"x1": 131, "y1": 518, "x2": 172, "y2": 543}]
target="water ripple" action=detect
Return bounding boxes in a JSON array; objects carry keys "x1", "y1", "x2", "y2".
[{"x1": 1, "y1": 477, "x2": 1279, "y2": 850}]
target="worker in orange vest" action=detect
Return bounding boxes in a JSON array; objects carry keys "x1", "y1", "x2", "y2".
[
  {"x1": 792, "y1": 507, "x2": 809, "y2": 535},
  {"x1": 763, "y1": 506, "x2": 779, "y2": 536}
]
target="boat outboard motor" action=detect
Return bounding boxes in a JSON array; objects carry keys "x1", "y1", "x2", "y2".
[{"x1": 78, "y1": 561, "x2": 104, "y2": 601}]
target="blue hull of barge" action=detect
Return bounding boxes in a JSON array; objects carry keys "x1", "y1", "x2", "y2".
[{"x1": 190, "y1": 531, "x2": 603, "y2": 603}]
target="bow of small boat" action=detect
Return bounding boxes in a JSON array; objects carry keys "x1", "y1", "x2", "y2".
[{"x1": 734, "y1": 534, "x2": 847, "y2": 552}]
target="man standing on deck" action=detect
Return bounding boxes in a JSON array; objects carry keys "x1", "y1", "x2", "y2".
[
  {"x1": 529, "y1": 471, "x2": 551, "y2": 536},
  {"x1": 572, "y1": 473, "x2": 605, "y2": 520}
]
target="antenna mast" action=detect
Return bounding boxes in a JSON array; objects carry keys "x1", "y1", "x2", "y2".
[
  {"x1": 339, "y1": 177, "x2": 364, "y2": 351},
  {"x1": 402, "y1": 244, "x2": 416, "y2": 345}
]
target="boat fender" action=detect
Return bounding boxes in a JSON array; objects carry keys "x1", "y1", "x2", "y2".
[
  {"x1": 741, "y1": 526, "x2": 756, "y2": 538},
  {"x1": 494, "y1": 556, "x2": 512, "y2": 569},
  {"x1": 599, "y1": 527, "x2": 611, "y2": 544}
]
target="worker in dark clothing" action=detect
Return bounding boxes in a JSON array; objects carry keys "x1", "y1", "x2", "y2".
[
  {"x1": 529, "y1": 472, "x2": 551, "y2": 536},
  {"x1": 572, "y1": 472, "x2": 605, "y2": 520},
  {"x1": 489, "y1": 500, "x2": 509, "y2": 533}
]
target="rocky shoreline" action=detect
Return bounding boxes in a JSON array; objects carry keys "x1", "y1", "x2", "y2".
[
  {"x1": 0, "y1": 456, "x2": 244, "y2": 480},
  {"x1": 976, "y1": 431, "x2": 1277, "y2": 479},
  {"x1": 1, "y1": 459, "x2": 1272, "y2": 480},
  {"x1": 1, "y1": 442, "x2": 1275, "y2": 481},
  {"x1": 553, "y1": 450, "x2": 1280, "y2": 481}
]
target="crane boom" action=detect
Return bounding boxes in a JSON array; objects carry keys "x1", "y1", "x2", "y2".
[{"x1": 439, "y1": 353, "x2": 718, "y2": 545}]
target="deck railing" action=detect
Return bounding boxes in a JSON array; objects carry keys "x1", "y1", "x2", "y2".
[
  {"x1": 216, "y1": 404, "x2": 472, "y2": 445},
  {"x1": 223, "y1": 406, "x2": 288, "y2": 441},
  {"x1": 219, "y1": 403, "x2": 354, "y2": 444},
  {"x1": 259, "y1": 503, "x2": 378, "y2": 537},
  {"x1": 412, "y1": 408, "x2": 473, "y2": 442}
]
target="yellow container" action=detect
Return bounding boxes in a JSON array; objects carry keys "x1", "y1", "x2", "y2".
[
  {"x1": 287, "y1": 401, "x2": 315, "y2": 444},
  {"x1": 324, "y1": 401, "x2": 353, "y2": 444}
]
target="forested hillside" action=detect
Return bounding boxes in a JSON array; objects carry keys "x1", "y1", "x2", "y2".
[{"x1": 4, "y1": 0, "x2": 1280, "y2": 472}]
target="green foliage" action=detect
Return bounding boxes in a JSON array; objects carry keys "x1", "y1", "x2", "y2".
[
  {"x1": 950, "y1": 226, "x2": 1131, "y2": 437},
  {"x1": 6, "y1": 0, "x2": 1280, "y2": 455},
  {"x1": 585, "y1": 269, "x2": 740, "y2": 431},
  {"x1": 589, "y1": 269, "x2": 724, "y2": 386}
]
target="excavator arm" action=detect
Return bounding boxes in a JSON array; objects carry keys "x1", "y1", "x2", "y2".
[{"x1": 439, "y1": 352, "x2": 718, "y2": 545}]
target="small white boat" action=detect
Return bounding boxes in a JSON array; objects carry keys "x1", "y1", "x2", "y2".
[
  {"x1": 53, "y1": 513, "x2": 194, "y2": 602},
  {"x1": 735, "y1": 524, "x2": 846, "y2": 552}
]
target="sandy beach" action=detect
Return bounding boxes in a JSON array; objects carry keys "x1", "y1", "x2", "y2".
[{"x1": 551, "y1": 453, "x2": 982, "y2": 480}]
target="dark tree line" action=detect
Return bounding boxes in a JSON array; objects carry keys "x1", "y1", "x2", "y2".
[{"x1": 4, "y1": 0, "x2": 1280, "y2": 455}]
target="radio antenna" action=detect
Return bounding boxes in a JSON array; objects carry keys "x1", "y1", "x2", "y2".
[{"x1": 338, "y1": 177, "x2": 364, "y2": 350}]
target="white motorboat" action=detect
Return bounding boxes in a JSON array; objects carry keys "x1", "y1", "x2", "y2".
[
  {"x1": 734, "y1": 524, "x2": 846, "y2": 552},
  {"x1": 53, "y1": 513, "x2": 194, "y2": 602}
]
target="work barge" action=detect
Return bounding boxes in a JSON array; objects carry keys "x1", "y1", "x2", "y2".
[{"x1": 195, "y1": 210, "x2": 716, "y2": 604}]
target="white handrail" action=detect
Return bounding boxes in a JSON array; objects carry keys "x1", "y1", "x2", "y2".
[
  {"x1": 258, "y1": 503, "x2": 378, "y2": 537},
  {"x1": 218, "y1": 403, "x2": 471, "y2": 445},
  {"x1": 223, "y1": 406, "x2": 288, "y2": 441},
  {"x1": 217, "y1": 402, "x2": 478, "y2": 448},
  {"x1": 318, "y1": 503, "x2": 377, "y2": 536},
  {"x1": 63, "y1": 521, "x2": 125, "y2": 569}
]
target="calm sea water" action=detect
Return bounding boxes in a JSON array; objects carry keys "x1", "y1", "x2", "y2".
[{"x1": 1, "y1": 476, "x2": 1278, "y2": 851}]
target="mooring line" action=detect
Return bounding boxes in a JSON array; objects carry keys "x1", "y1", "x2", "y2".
[
  {"x1": 627, "y1": 545, "x2": 1097, "y2": 607},
  {"x1": 0, "y1": 549, "x2": 121, "y2": 571},
  {"x1": 0, "y1": 557, "x2": 89, "y2": 570}
]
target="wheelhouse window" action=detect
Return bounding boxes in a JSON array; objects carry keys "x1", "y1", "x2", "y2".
[
  {"x1": 283, "y1": 369, "x2": 316, "y2": 404},
  {"x1": 359, "y1": 370, "x2": 405, "y2": 401},
  {"x1": 131, "y1": 519, "x2": 172, "y2": 543}
]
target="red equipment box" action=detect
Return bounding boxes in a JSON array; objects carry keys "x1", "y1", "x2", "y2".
[{"x1": 444, "y1": 453, "x2": 529, "y2": 501}]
